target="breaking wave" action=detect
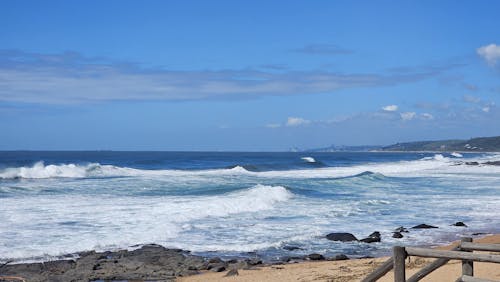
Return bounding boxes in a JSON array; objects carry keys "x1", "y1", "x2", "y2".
[{"x1": 2, "y1": 154, "x2": 500, "y2": 180}]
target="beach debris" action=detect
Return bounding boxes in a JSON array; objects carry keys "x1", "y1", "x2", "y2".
[
  {"x1": 452, "y1": 221, "x2": 467, "y2": 227},
  {"x1": 325, "y1": 232, "x2": 358, "y2": 242},
  {"x1": 224, "y1": 268, "x2": 239, "y2": 276},
  {"x1": 307, "y1": 253, "x2": 325, "y2": 260},
  {"x1": 411, "y1": 224, "x2": 438, "y2": 229},
  {"x1": 392, "y1": 232, "x2": 404, "y2": 238},
  {"x1": 360, "y1": 231, "x2": 381, "y2": 243}
]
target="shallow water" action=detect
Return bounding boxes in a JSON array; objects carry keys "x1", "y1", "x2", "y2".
[{"x1": 1, "y1": 151, "x2": 499, "y2": 262}]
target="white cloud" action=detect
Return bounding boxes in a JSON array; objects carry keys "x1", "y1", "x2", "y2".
[
  {"x1": 463, "y1": 94, "x2": 481, "y2": 104},
  {"x1": 0, "y1": 50, "x2": 450, "y2": 105},
  {"x1": 477, "y1": 44, "x2": 500, "y2": 66},
  {"x1": 420, "y1": 113, "x2": 434, "y2": 120},
  {"x1": 382, "y1": 104, "x2": 398, "y2": 111},
  {"x1": 400, "y1": 112, "x2": 416, "y2": 121},
  {"x1": 482, "y1": 106, "x2": 490, "y2": 113},
  {"x1": 266, "y1": 123, "x2": 281, "y2": 128},
  {"x1": 286, "y1": 117, "x2": 311, "y2": 127}
]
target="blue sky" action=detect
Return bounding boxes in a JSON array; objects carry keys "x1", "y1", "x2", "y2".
[{"x1": 1, "y1": 0, "x2": 499, "y2": 151}]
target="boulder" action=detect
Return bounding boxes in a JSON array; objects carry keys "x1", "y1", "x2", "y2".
[
  {"x1": 325, "y1": 232, "x2": 358, "y2": 242},
  {"x1": 452, "y1": 221, "x2": 467, "y2": 227},
  {"x1": 411, "y1": 224, "x2": 438, "y2": 229}
]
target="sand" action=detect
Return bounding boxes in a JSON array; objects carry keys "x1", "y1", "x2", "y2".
[{"x1": 178, "y1": 235, "x2": 500, "y2": 282}]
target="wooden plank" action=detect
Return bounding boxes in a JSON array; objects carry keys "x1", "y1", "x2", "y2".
[
  {"x1": 393, "y1": 246, "x2": 407, "y2": 282},
  {"x1": 461, "y1": 242, "x2": 500, "y2": 252},
  {"x1": 461, "y1": 238, "x2": 474, "y2": 276},
  {"x1": 460, "y1": 275, "x2": 499, "y2": 282},
  {"x1": 405, "y1": 247, "x2": 500, "y2": 263},
  {"x1": 361, "y1": 257, "x2": 393, "y2": 282},
  {"x1": 407, "y1": 245, "x2": 460, "y2": 282}
]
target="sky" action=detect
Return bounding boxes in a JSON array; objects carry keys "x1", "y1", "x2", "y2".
[{"x1": 1, "y1": 0, "x2": 499, "y2": 151}]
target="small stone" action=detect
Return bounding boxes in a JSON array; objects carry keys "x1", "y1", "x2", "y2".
[
  {"x1": 307, "y1": 253, "x2": 325, "y2": 260},
  {"x1": 283, "y1": 245, "x2": 302, "y2": 251},
  {"x1": 333, "y1": 254, "x2": 349, "y2": 261},
  {"x1": 395, "y1": 226, "x2": 409, "y2": 233},
  {"x1": 224, "y1": 269, "x2": 239, "y2": 277},
  {"x1": 452, "y1": 221, "x2": 467, "y2": 227}
]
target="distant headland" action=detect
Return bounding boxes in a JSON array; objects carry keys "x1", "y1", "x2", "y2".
[{"x1": 306, "y1": 136, "x2": 500, "y2": 152}]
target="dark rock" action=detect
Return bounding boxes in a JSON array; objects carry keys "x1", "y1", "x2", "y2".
[
  {"x1": 332, "y1": 254, "x2": 349, "y2": 261},
  {"x1": 1, "y1": 245, "x2": 208, "y2": 282},
  {"x1": 245, "y1": 258, "x2": 262, "y2": 266},
  {"x1": 392, "y1": 232, "x2": 404, "y2": 238},
  {"x1": 208, "y1": 257, "x2": 224, "y2": 264},
  {"x1": 307, "y1": 253, "x2": 325, "y2": 261},
  {"x1": 360, "y1": 231, "x2": 381, "y2": 243},
  {"x1": 285, "y1": 256, "x2": 305, "y2": 263},
  {"x1": 484, "y1": 161, "x2": 500, "y2": 166},
  {"x1": 452, "y1": 221, "x2": 467, "y2": 227},
  {"x1": 325, "y1": 232, "x2": 358, "y2": 242},
  {"x1": 395, "y1": 226, "x2": 409, "y2": 233},
  {"x1": 465, "y1": 161, "x2": 479, "y2": 165},
  {"x1": 411, "y1": 224, "x2": 438, "y2": 229},
  {"x1": 224, "y1": 268, "x2": 239, "y2": 277},
  {"x1": 226, "y1": 258, "x2": 238, "y2": 264},
  {"x1": 283, "y1": 245, "x2": 302, "y2": 251},
  {"x1": 210, "y1": 264, "x2": 226, "y2": 272},
  {"x1": 472, "y1": 232, "x2": 486, "y2": 236}
]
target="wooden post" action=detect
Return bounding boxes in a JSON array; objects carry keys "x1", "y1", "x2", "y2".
[
  {"x1": 461, "y1": 237, "x2": 473, "y2": 276},
  {"x1": 393, "y1": 246, "x2": 407, "y2": 282}
]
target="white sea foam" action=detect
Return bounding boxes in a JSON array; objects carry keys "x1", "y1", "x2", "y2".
[
  {"x1": 301, "y1": 156, "x2": 316, "y2": 163},
  {"x1": 0, "y1": 184, "x2": 293, "y2": 260},
  {"x1": 451, "y1": 152, "x2": 463, "y2": 158}
]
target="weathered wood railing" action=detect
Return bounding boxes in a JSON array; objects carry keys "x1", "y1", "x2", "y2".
[{"x1": 362, "y1": 237, "x2": 500, "y2": 282}]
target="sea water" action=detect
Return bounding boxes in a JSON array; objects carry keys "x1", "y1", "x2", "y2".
[{"x1": 1, "y1": 151, "x2": 499, "y2": 262}]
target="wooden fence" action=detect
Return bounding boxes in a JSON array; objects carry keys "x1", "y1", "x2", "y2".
[{"x1": 362, "y1": 237, "x2": 500, "y2": 282}]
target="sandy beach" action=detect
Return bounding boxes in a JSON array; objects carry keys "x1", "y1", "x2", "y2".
[{"x1": 178, "y1": 235, "x2": 500, "y2": 282}]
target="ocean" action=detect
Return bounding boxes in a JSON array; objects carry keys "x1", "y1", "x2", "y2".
[{"x1": 1, "y1": 151, "x2": 499, "y2": 263}]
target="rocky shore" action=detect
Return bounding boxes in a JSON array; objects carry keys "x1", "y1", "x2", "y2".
[{"x1": 0, "y1": 222, "x2": 484, "y2": 282}]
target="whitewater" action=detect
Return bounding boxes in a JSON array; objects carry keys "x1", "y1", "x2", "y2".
[{"x1": 1, "y1": 151, "x2": 499, "y2": 262}]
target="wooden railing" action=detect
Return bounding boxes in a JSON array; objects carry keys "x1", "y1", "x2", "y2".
[{"x1": 362, "y1": 237, "x2": 500, "y2": 282}]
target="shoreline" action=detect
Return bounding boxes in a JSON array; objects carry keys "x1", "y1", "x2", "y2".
[
  {"x1": 179, "y1": 234, "x2": 500, "y2": 282},
  {"x1": 1, "y1": 233, "x2": 498, "y2": 282}
]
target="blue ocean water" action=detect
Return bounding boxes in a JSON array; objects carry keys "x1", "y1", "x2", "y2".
[{"x1": 1, "y1": 151, "x2": 499, "y2": 263}]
